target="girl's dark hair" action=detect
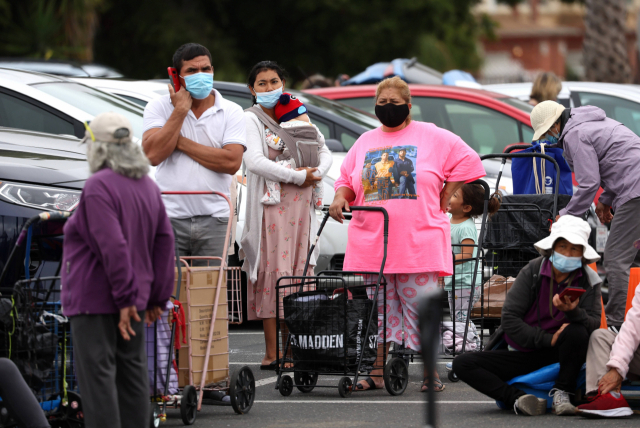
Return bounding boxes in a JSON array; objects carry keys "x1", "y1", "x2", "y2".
[
  {"x1": 247, "y1": 61, "x2": 287, "y2": 104},
  {"x1": 459, "y1": 183, "x2": 502, "y2": 218}
]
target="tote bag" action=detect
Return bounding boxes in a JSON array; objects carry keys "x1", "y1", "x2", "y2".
[{"x1": 511, "y1": 142, "x2": 573, "y2": 196}]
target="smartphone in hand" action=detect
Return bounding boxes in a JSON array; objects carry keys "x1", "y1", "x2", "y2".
[
  {"x1": 168, "y1": 67, "x2": 181, "y2": 91},
  {"x1": 558, "y1": 287, "x2": 585, "y2": 302}
]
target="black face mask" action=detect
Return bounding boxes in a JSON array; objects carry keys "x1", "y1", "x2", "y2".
[{"x1": 375, "y1": 103, "x2": 410, "y2": 128}]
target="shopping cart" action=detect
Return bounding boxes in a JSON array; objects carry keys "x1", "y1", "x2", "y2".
[
  {"x1": 275, "y1": 207, "x2": 407, "y2": 397},
  {"x1": 148, "y1": 191, "x2": 254, "y2": 426},
  {"x1": 0, "y1": 212, "x2": 83, "y2": 427},
  {"x1": 473, "y1": 150, "x2": 569, "y2": 335},
  {"x1": 386, "y1": 180, "x2": 491, "y2": 382}
]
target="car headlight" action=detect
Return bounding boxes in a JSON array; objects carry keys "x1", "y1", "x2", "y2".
[{"x1": 0, "y1": 182, "x2": 80, "y2": 212}]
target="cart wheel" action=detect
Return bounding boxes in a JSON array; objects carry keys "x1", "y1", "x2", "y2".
[
  {"x1": 49, "y1": 391, "x2": 84, "y2": 428},
  {"x1": 230, "y1": 366, "x2": 256, "y2": 414},
  {"x1": 294, "y1": 371, "x2": 318, "y2": 393},
  {"x1": 448, "y1": 370, "x2": 459, "y2": 383},
  {"x1": 338, "y1": 377, "x2": 352, "y2": 398},
  {"x1": 180, "y1": 385, "x2": 198, "y2": 425},
  {"x1": 150, "y1": 402, "x2": 160, "y2": 428},
  {"x1": 383, "y1": 357, "x2": 409, "y2": 396},
  {"x1": 278, "y1": 375, "x2": 294, "y2": 397}
]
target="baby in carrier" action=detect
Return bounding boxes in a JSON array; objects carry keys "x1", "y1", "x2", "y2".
[{"x1": 261, "y1": 93, "x2": 325, "y2": 209}]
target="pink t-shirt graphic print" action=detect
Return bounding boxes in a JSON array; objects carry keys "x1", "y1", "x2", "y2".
[
  {"x1": 362, "y1": 145, "x2": 418, "y2": 203},
  {"x1": 335, "y1": 121, "x2": 485, "y2": 275}
]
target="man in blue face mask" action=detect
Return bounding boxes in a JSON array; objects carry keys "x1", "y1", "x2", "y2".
[
  {"x1": 453, "y1": 215, "x2": 602, "y2": 417},
  {"x1": 142, "y1": 43, "x2": 246, "y2": 266}
]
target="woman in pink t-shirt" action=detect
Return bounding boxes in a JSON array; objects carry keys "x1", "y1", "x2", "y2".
[{"x1": 329, "y1": 77, "x2": 485, "y2": 392}]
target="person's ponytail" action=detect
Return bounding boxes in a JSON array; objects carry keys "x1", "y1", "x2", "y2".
[{"x1": 488, "y1": 192, "x2": 502, "y2": 218}]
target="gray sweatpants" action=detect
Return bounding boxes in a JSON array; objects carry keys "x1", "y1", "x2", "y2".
[
  {"x1": 586, "y1": 329, "x2": 640, "y2": 394},
  {"x1": 170, "y1": 216, "x2": 229, "y2": 266},
  {"x1": 604, "y1": 197, "x2": 640, "y2": 326},
  {"x1": 70, "y1": 312, "x2": 148, "y2": 428}
]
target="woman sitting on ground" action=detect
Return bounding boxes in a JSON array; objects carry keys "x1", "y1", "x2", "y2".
[{"x1": 453, "y1": 215, "x2": 602, "y2": 416}]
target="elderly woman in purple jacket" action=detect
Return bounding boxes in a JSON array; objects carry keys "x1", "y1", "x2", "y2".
[
  {"x1": 530, "y1": 101, "x2": 640, "y2": 333},
  {"x1": 61, "y1": 112, "x2": 175, "y2": 428}
]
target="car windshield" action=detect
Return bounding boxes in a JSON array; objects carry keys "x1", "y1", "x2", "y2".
[
  {"x1": 32, "y1": 82, "x2": 145, "y2": 139},
  {"x1": 290, "y1": 91, "x2": 379, "y2": 130},
  {"x1": 498, "y1": 97, "x2": 534, "y2": 113}
]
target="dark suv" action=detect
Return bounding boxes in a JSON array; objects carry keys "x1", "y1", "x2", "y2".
[{"x1": 0, "y1": 128, "x2": 86, "y2": 285}]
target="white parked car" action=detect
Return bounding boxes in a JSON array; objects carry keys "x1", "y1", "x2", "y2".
[
  {"x1": 0, "y1": 68, "x2": 146, "y2": 141},
  {"x1": 485, "y1": 82, "x2": 640, "y2": 137}
]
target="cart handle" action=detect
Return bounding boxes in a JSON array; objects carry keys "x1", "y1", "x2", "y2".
[
  {"x1": 480, "y1": 152, "x2": 560, "y2": 218},
  {"x1": 0, "y1": 211, "x2": 71, "y2": 288},
  {"x1": 161, "y1": 190, "x2": 233, "y2": 410},
  {"x1": 504, "y1": 143, "x2": 533, "y2": 154},
  {"x1": 349, "y1": 207, "x2": 389, "y2": 281},
  {"x1": 300, "y1": 206, "x2": 388, "y2": 287}
]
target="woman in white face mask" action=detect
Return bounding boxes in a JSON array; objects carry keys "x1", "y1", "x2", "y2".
[{"x1": 240, "y1": 61, "x2": 333, "y2": 370}]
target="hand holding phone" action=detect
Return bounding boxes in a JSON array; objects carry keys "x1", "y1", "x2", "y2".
[
  {"x1": 167, "y1": 68, "x2": 192, "y2": 114},
  {"x1": 558, "y1": 287, "x2": 585, "y2": 303},
  {"x1": 553, "y1": 287, "x2": 584, "y2": 312}
]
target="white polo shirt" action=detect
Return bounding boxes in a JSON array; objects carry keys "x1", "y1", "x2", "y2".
[{"x1": 143, "y1": 89, "x2": 246, "y2": 219}]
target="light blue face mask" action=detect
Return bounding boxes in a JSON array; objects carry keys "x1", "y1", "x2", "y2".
[
  {"x1": 543, "y1": 128, "x2": 560, "y2": 146},
  {"x1": 254, "y1": 86, "x2": 283, "y2": 109},
  {"x1": 181, "y1": 72, "x2": 214, "y2": 99},
  {"x1": 550, "y1": 251, "x2": 582, "y2": 273}
]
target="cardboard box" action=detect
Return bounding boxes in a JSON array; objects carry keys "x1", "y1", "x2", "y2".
[{"x1": 174, "y1": 267, "x2": 229, "y2": 386}]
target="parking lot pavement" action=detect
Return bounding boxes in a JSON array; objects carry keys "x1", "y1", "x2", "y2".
[{"x1": 159, "y1": 323, "x2": 640, "y2": 428}]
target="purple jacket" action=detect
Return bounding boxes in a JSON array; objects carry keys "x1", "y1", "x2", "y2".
[
  {"x1": 61, "y1": 168, "x2": 175, "y2": 317},
  {"x1": 559, "y1": 106, "x2": 640, "y2": 216}
]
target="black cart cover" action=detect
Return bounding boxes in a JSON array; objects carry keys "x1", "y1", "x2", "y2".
[
  {"x1": 484, "y1": 194, "x2": 572, "y2": 277},
  {"x1": 283, "y1": 290, "x2": 378, "y2": 372}
]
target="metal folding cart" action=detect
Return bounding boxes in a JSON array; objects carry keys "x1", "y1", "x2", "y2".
[
  {"x1": 474, "y1": 150, "x2": 567, "y2": 334},
  {"x1": 147, "y1": 191, "x2": 254, "y2": 426},
  {"x1": 275, "y1": 207, "x2": 409, "y2": 397}
]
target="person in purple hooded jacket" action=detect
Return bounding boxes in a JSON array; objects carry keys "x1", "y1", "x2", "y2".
[
  {"x1": 61, "y1": 112, "x2": 175, "y2": 428},
  {"x1": 530, "y1": 101, "x2": 640, "y2": 333}
]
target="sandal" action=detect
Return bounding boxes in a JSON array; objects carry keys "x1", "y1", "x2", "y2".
[
  {"x1": 260, "y1": 358, "x2": 293, "y2": 371},
  {"x1": 421, "y1": 377, "x2": 445, "y2": 392},
  {"x1": 355, "y1": 377, "x2": 379, "y2": 391}
]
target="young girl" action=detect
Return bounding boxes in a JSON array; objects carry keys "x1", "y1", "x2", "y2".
[{"x1": 444, "y1": 183, "x2": 501, "y2": 326}]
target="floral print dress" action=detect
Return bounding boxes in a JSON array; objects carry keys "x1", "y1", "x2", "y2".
[{"x1": 247, "y1": 146, "x2": 314, "y2": 320}]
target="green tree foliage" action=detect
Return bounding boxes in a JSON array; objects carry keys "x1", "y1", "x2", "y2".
[
  {"x1": 0, "y1": 0, "x2": 490, "y2": 82},
  {"x1": 0, "y1": 0, "x2": 106, "y2": 60},
  {"x1": 96, "y1": 0, "x2": 489, "y2": 82},
  {"x1": 0, "y1": 0, "x2": 64, "y2": 58}
]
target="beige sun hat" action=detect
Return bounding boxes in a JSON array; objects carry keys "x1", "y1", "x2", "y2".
[
  {"x1": 534, "y1": 215, "x2": 600, "y2": 264},
  {"x1": 530, "y1": 100, "x2": 565, "y2": 141},
  {"x1": 81, "y1": 112, "x2": 133, "y2": 145}
]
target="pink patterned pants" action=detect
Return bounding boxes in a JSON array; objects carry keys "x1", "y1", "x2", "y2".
[{"x1": 366, "y1": 272, "x2": 439, "y2": 352}]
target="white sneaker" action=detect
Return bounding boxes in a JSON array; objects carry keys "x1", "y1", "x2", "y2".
[
  {"x1": 445, "y1": 362, "x2": 453, "y2": 371},
  {"x1": 514, "y1": 394, "x2": 547, "y2": 416},
  {"x1": 550, "y1": 388, "x2": 576, "y2": 416}
]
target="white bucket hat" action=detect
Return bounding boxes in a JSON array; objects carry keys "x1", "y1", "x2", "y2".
[
  {"x1": 530, "y1": 100, "x2": 565, "y2": 141},
  {"x1": 534, "y1": 215, "x2": 600, "y2": 264}
]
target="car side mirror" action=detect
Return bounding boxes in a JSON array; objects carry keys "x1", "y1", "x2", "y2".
[{"x1": 325, "y1": 138, "x2": 346, "y2": 152}]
